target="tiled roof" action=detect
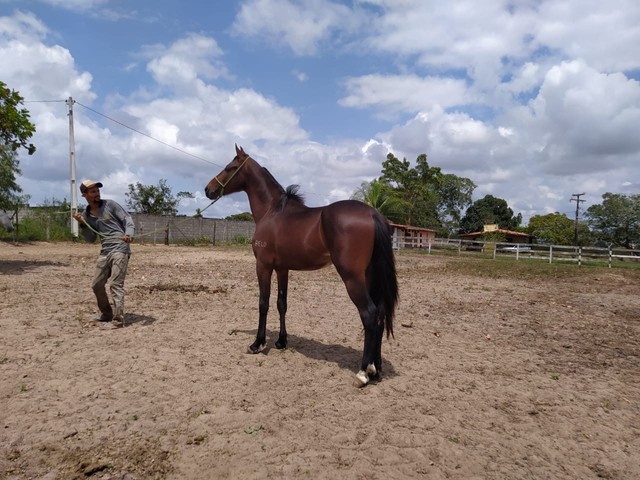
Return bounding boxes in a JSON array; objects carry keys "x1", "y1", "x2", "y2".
[{"x1": 459, "y1": 229, "x2": 531, "y2": 238}]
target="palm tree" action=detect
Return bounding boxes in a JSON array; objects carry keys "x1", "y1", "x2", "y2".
[{"x1": 351, "y1": 180, "x2": 409, "y2": 223}]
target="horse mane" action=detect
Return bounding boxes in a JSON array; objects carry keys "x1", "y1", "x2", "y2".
[
  {"x1": 278, "y1": 185, "x2": 305, "y2": 210},
  {"x1": 260, "y1": 166, "x2": 305, "y2": 210}
]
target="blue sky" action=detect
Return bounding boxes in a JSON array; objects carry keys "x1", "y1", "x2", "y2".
[{"x1": 1, "y1": 0, "x2": 639, "y2": 222}]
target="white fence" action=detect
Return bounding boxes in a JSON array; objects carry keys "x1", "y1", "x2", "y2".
[{"x1": 393, "y1": 237, "x2": 640, "y2": 268}]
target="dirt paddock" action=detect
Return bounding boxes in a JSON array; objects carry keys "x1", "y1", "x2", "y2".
[{"x1": 1, "y1": 242, "x2": 639, "y2": 479}]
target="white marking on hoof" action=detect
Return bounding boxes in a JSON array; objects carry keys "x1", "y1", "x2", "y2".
[
  {"x1": 366, "y1": 363, "x2": 377, "y2": 376},
  {"x1": 247, "y1": 343, "x2": 265, "y2": 354},
  {"x1": 354, "y1": 370, "x2": 369, "y2": 387}
]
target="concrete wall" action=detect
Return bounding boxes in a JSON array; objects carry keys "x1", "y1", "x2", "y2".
[{"x1": 130, "y1": 214, "x2": 255, "y2": 245}]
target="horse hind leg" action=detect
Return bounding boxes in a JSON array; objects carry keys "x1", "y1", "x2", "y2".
[
  {"x1": 354, "y1": 307, "x2": 385, "y2": 385},
  {"x1": 354, "y1": 301, "x2": 383, "y2": 387}
]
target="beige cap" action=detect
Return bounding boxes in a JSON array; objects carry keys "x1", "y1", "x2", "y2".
[{"x1": 80, "y1": 179, "x2": 103, "y2": 193}]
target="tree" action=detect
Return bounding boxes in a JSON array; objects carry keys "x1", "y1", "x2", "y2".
[
  {"x1": 526, "y1": 213, "x2": 576, "y2": 245},
  {"x1": 586, "y1": 193, "x2": 640, "y2": 248},
  {"x1": 225, "y1": 212, "x2": 254, "y2": 222},
  {"x1": 125, "y1": 179, "x2": 193, "y2": 215},
  {"x1": 351, "y1": 179, "x2": 409, "y2": 222},
  {"x1": 377, "y1": 153, "x2": 475, "y2": 233},
  {"x1": 0, "y1": 82, "x2": 36, "y2": 210},
  {"x1": 459, "y1": 194, "x2": 522, "y2": 234}
]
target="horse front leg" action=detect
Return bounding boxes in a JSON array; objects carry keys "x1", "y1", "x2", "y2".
[
  {"x1": 249, "y1": 264, "x2": 272, "y2": 354},
  {"x1": 275, "y1": 269, "x2": 289, "y2": 349}
]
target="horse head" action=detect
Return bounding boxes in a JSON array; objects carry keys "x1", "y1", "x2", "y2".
[{"x1": 204, "y1": 145, "x2": 251, "y2": 200}]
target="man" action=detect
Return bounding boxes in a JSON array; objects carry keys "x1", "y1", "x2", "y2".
[
  {"x1": 1, "y1": 210, "x2": 13, "y2": 232},
  {"x1": 73, "y1": 180, "x2": 135, "y2": 327}
]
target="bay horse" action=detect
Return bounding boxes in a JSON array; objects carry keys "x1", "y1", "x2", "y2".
[{"x1": 205, "y1": 145, "x2": 398, "y2": 386}]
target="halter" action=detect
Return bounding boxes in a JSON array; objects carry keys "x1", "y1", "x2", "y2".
[{"x1": 201, "y1": 155, "x2": 251, "y2": 214}]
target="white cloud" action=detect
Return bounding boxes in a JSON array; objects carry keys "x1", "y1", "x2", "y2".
[
  {"x1": 145, "y1": 34, "x2": 229, "y2": 89},
  {"x1": 340, "y1": 75, "x2": 470, "y2": 114},
  {"x1": 231, "y1": 0, "x2": 361, "y2": 55}
]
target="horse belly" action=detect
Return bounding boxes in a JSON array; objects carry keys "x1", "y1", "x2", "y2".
[{"x1": 275, "y1": 240, "x2": 332, "y2": 270}]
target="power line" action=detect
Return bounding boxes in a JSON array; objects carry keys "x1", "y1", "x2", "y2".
[
  {"x1": 74, "y1": 101, "x2": 223, "y2": 167},
  {"x1": 26, "y1": 98, "x2": 223, "y2": 167}
]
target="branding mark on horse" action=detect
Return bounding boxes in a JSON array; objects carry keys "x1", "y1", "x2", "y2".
[{"x1": 254, "y1": 240, "x2": 267, "y2": 248}]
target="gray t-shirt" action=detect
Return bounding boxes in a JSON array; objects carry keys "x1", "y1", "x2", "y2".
[{"x1": 80, "y1": 199, "x2": 135, "y2": 255}]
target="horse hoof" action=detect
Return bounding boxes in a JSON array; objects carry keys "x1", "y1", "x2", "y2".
[
  {"x1": 353, "y1": 370, "x2": 369, "y2": 388},
  {"x1": 247, "y1": 343, "x2": 265, "y2": 354},
  {"x1": 275, "y1": 340, "x2": 287, "y2": 350}
]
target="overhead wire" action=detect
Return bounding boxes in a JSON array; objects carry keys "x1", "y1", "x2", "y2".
[{"x1": 73, "y1": 101, "x2": 224, "y2": 168}]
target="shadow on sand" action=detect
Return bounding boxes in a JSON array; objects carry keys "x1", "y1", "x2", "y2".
[{"x1": 232, "y1": 328, "x2": 397, "y2": 379}]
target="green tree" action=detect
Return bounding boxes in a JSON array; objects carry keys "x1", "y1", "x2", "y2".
[
  {"x1": 125, "y1": 179, "x2": 193, "y2": 215},
  {"x1": 0, "y1": 82, "x2": 36, "y2": 210},
  {"x1": 351, "y1": 179, "x2": 409, "y2": 222},
  {"x1": 526, "y1": 212, "x2": 575, "y2": 245},
  {"x1": 459, "y1": 194, "x2": 522, "y2": 234},
  {"x1": 378, "y1": 153, "x2": 475, "y2": 233},
  {"x1": 225, "y1": 212, "x2": 254, "y2": 222},
  {"x1": 585, "y1": 193, "x2": 640, "y2": 248}
]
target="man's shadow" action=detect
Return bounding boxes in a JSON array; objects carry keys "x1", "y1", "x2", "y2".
[{"x1": 122, "y1": 313, "x2": 157, "y2": 327}]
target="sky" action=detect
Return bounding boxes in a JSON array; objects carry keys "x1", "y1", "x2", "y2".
[{"x1": 1, "y1": 0, "x2": 639, "y2": 223}]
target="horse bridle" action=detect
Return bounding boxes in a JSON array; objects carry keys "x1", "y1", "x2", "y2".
[
  {"x1": 212, "y1": 155, "x2": 251, "y2": 197},
  {"x1": 200, "y1": 155, "x2": 251, "y2": 215}
]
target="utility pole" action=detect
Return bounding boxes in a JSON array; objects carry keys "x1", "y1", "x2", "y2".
[
  {"x1": 570, "y1": 192, "x2": 585, "y2": 245},
  {"x1": 67, "y1": 97, "x2": 78, "y2": 237}
]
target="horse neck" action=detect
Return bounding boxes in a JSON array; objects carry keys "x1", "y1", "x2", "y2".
[{"x1": 243, "y1": 160, "x2": 284, "y2": 222}]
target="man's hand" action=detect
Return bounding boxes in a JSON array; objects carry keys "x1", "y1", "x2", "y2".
[
  {"x1": 122, "y1": 235, "x2": 133, "y2": 243},
  {"x1": 73, "y1": 212, "x2": 85, "y2": 224}
]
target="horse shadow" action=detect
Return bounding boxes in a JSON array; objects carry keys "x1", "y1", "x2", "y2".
[{"x1": 234, "y1": 328, "x2": 397, "y2": 379}]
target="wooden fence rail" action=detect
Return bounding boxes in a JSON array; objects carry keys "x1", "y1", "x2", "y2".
[{"x1": 393, "y1": 237, "x2": 640, "y2": 268}]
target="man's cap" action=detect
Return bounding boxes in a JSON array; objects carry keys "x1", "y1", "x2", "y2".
[{"x1": 80, "y1": 179, "x2": 103, "y2": 193}]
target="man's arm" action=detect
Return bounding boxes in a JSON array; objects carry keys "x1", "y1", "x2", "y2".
[
  {"x1": 110, "y1": 201, "x2": 135, "y2": 240},
  {"x1": 73, "y1": 211, "x2": 97, "y2": 243}
]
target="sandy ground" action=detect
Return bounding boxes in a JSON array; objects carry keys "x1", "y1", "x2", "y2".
[{"x1": 1, "y1": 241, "x2": 639, "y2": 479}]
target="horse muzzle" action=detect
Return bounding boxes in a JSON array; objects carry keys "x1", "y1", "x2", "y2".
[{"x1": 204, "y1": 185, "x2": 221, "y2": 200}]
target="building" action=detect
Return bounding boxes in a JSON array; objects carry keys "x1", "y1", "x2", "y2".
[
  {"x1": 458, "y1": 224, "x2": 533, "y2": 245},
  {"x1": 390, "y1": 223, "x2": 437, "y2": 249}
]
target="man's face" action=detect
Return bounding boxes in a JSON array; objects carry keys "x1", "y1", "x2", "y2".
[{"x1": 82, "y1": 186, "x2": 101, "y2": 204}]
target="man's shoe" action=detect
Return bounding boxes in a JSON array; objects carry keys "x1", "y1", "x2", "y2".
[{"x1": 94, "y1": 314, "x2": 113, "y2": 322}]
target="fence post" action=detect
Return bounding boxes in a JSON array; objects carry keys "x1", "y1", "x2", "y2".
[
  {"x1": 549, "y1": 245, "x2": 553, "y2": 264},
  {"x1": 578, "y1": 246, "x2": 582, "y2": 267},
  {"x1": 608, "y1": 246, "x2": 612, "y2": 269}
]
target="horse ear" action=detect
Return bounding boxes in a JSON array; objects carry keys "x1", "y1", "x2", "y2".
[{"x1": 235, "y1": 144, "x2": 241, "y2": 155}]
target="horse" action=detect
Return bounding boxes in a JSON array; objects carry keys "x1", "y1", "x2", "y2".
[
  {"x1": 205, "y1": 145, "x2": 399, "y2": 386},
  {"x1": 0, "y1": 210, "x2": 14, "y2": 232}
]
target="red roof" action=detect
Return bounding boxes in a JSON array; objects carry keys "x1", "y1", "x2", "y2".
[
  {"x1": 389, "y1": 223, "x2": 437, "y2": 233},
  {"x1": 459, "y1": 228, "x2": 531, "y2": 238}
]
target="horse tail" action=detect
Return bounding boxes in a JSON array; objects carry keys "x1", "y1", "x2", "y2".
[{"x1": 370, "y1": 213, "x2": 399, "y2": 338}]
